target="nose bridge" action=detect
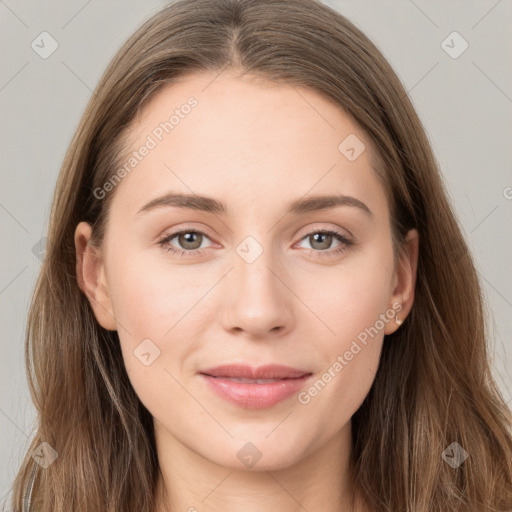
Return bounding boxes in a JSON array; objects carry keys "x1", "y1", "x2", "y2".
[
  {"x1": 220, "y1": 232, "x2": 294, "y2": 336},
  {"x1": 234, "y1": 232, "x2": 283, "y2": 305}
]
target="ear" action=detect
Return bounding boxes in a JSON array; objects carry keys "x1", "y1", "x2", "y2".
[
  {"x1": 74, "y1": 221, "x2": 117, "y2": 331},
  {"x1": 384, "y1": 228, "x2": 419, "y2": 334}
]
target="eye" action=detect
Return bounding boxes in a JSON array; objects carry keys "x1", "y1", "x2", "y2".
[
  {"x1": 157, "y1": 226, "x2": 354, "y2": 259},
  {"x1": 296, "y1": 229, "x2": 353, "y2": 258},
  {"x1": 157, "y1": 228, "x2": 213, "y2": 258}
]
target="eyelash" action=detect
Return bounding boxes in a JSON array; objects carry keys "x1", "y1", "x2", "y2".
[{"x1": 157, "y1": 226, "x2": 354, "y2": 259}]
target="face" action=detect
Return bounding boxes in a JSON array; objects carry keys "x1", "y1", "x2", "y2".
[{"x1": 76, "y1": 71, "x2": 418, "y2": 472}]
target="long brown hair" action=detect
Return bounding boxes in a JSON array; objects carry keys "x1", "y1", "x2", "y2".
[{"x1": 6, "y1": 0, "x2": 512, "y2": 510}]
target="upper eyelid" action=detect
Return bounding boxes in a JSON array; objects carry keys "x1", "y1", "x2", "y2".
[{"x1": 162, "y1": 220, "x2": 351, "y2": 237}]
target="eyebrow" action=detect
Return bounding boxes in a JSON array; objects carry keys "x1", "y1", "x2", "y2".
[{"x1": 136, "y1": 192, "x2": 373, "y2": 218}]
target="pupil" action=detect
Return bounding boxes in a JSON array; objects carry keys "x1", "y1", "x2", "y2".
[
  {"x1": 312, "y1": 233, "x2": 331, "y2": 250},
  {"x1": 181, "y1": 232, "x2": 200, "y2": 249}
]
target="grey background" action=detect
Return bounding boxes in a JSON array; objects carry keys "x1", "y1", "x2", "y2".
[{"x1": 1, "y1": 0, "x2": 511, "y2": 502}]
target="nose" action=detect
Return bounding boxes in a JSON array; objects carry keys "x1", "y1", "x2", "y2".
[{"x1": 218, "y1": 240, "x2": 295, "y2": 339}]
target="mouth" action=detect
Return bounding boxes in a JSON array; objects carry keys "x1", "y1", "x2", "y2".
[
  {"x1": 198, "y1": 364, "x2": 313, "y2": 409},
  {"x1": 204, "y1": 376, "x2": 297, "y2": 383},
  {"x1": 199, "y1": 363, "x2": 311, "y2": 380}
]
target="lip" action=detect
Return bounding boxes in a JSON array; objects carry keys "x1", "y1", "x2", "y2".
[
  {"x1": 200, "y1": 364, "x2": 310, "y2": 380},
  {"x1": 199, "y1": 364, "x2": 313, "y2": 409}
]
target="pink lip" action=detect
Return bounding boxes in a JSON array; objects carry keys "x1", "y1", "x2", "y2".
[
  {"x1": 200, "y1": 363, "x2": 310, "y2": 379},
  {"x1": 199, "y1": 364, "x2": 312, "y2": 409}
]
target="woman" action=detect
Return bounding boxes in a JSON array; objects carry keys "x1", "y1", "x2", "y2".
[{"x1": 7, "y1": 0, "x2": 512, "y2": 511}]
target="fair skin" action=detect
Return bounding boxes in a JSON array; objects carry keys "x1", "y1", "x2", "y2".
[{"x1": 75, "y1": 71, "x2": 418, "y2": 512}]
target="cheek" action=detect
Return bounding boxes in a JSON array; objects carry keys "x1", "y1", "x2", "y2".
[
  {"x1": 297, "y1": 282, "x2": 386, "y2": 433},
  {"x1": 303, "y1": 243, "x2": 394, "y2": 345},
  {"x1": 107, "y1": 243, "x2": 211, "y2": 335},
  {"x1": 105, "y1": 249, "x2": 210, "y2": 390},
  {"x1": 296, "y1": 243, "x2": 393, "y2": 413},
  {"x1": 109, "y1": 264, "x2": 201, "y2": 418}
]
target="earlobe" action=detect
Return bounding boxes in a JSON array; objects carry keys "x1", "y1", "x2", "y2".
[{"x1": 74, "y1": 221, "x2": 117, "y2": 331}]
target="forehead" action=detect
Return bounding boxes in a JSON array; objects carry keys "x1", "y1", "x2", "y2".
[
  {"x1": 111, "y1": 71, "x2": 388, "y2": 220},
  {"x1": 126, "y1": 71, "x2": 370, "y2": 156}
]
